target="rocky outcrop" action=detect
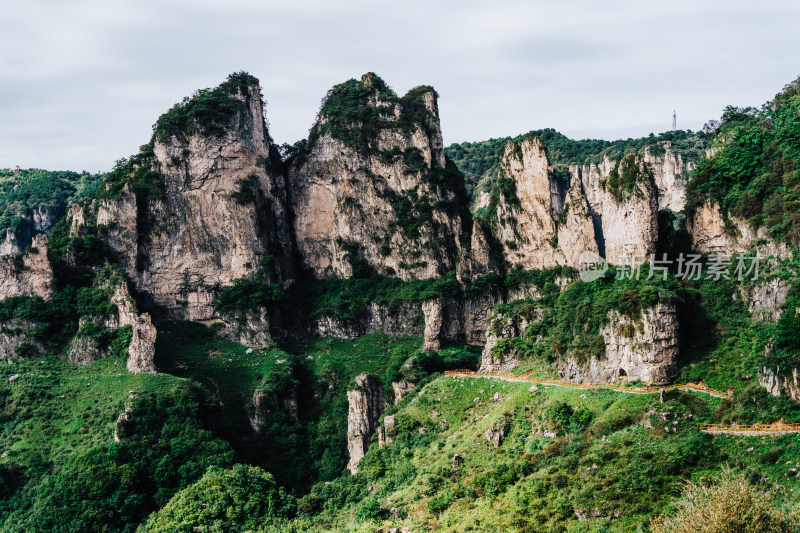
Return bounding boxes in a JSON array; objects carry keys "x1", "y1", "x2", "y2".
[
  {"x1": 741, "y1": 277, "x2": 790, "y2": 322},
  {"x1": 573, "y1": 155, "x2": 659, "y2": 263},
  {"x1": 377, "y1": 414, "x2": 396, "y2": 447},
  {"x1": 759, "y1": 367, "x2": 800, "y2": 403},
  {"x1": 642, "y1": 142, "x2": 693, "y2": 212},
  {"x1": 484, "y1": 423, "x2": 508, "y2": 448},
  {"x1": 557, "y1": 181, "x2": 602, "y2": 268},
  {"x1": 391, "y1": 381, "x2": 416, "y2": 404},
  {"x1": 0, "y1": 206, "x2": 61, "y2": 257},
  {"x1": 91, "y1": 75, "x2": 295, "y2": 322},
  {"x1": 490, "y1": 137, "x2": 597, "y2": 269},
  {"x1": 250, "y1": 383, "x2": 300, "y2": 433},
  {"x1": 219, "y1": 308, "x2": 272, "y2": 348},
  {"x1": 126, "y1": 314, "x2": 156, "y2": 373},
  {"x1": 67, "y1": 319, "x2": 104, "y2": 366},
  {"x1": 0, "y1": 319, "x2": 45, "y2": 358},
  {"x1": 0, "y1": 230, "x2": 22, "y2": 256},
  {"x1": 687, "y1": 199, "x2": 791, "y2": 259},
  {"x1": 0, "y1": 235, "x2": 54, "y2": 300},
  {"x1": 32, "y1": 205, "x2": 60, "y2": 234},
  {"x1": 462, "y1": 293, "x2": 499, "y2": 345},
  {"x1": 479, "y1": 316, "x2": 524, "y2": 373},
  {"x1": 560, "y1": 301, "x2": 679, "y2": 385},
  {"x1": 96, "y1": 183, "x2": 138, "y2": 279},
  {"x1": 312, "y1": 301, "x2": 425, "y2": 339},
  {"x1": 289, "y1": 73, "x2": 465, "y2": 281},
  {"x1": 113, "y1": 406, "x2": 134, "y2": 443},
  {"x1": 347, "y1": 373, "x2": 385, "y2": 474}
]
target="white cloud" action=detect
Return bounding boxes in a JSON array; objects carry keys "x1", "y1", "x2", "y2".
[{"x1": 1, "y1": 0, "x2": 799, "y2": 169}]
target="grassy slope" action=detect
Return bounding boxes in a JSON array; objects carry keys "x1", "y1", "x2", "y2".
[{"x1": 295, "y1": 375, "x2": 800, "y2": 532}]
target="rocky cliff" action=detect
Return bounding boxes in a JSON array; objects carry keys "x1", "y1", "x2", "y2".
[
  {"x1": 346, "y1": 373, "x2": 385, "y2": 474},
  {"x1": 0, "y1": 235, "x2": 54, "y2": 300},
  {"x1": 91, "y1": 74, "x2": 295, "y2": 324},
  {"x1": 560, "y1": 301, "x2": 679, "y2": 385},
  {"x1": 642, "y1": 142, "x2": 693, "y2": 212},
  {"x1": 572, "y1": 154, "x2": 659, "y2": 262},
  {"x1": 65, "y1": 273, "x2": 156, "y2": 372},
  {"x1": 488, "y1": 137, "x2": 597, "y2": 270},
  {"x1": 759, "y1": 366, "x2": 800, "y2": 403},
  {"x1": 687, "y1": 198, "x2": 791, "y2": 260},
  {"x1": 288, "y1": 73, "x2": 467, "y2": 281}
]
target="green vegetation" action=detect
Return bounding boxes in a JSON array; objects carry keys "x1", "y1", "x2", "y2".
[
  {"x1": 153, "y1": 71, "x2": 259, "y2": 142},
  {"x1": 0, "y1": 264, "x2": 132, "y2": 355},
  {"x1": 0, "y1": 355, "x2": 233, "y2": 532},
  {"x1": 141, "y1": 464, "x2": 296, "y2": 532},
  {"x1": 291, "y1": 376, "x2": 800, "y2": 532},
  {"x1": 214, "y1": 265, "x2": 284, "y2": 317},
  {"x1": 491, "y1": 264, "x2": 681, "y2": 368},
  {"x1": 600, "y1": 153, "x2": 653, "y2": 202},
  {"x1": 291, "y1": 271, "x2": 460, "y2": 324},
  {"x1": 156, "y1": 321, "x2": 478, "y2": 492},
  {"x1": 98, "y1": 142, "x2": 165, "y2": 202},
  {"x1": 651, "y1": 468, "x2": 799, "y2": 533},
  {"x1": 310, "y1": 73, "x2": 439, "y2": 153},
  {"x1": 686, "y1": 77, "x2": 800, "y2": 246},
  {"x1": 0, "y1": 168, "x2": 104, "y2": 242}
]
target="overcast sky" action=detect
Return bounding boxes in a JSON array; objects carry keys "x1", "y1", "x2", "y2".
[{"x1": 2, "y1": 0, "x2": 799, "y2": 171}]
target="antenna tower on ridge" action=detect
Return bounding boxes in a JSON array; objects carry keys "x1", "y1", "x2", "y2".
[{"x1": 672, "y1": 109, "x2": 677, "y2": 131}]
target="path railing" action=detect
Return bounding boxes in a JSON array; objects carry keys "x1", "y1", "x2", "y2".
[
  {"x1": 442, "y1": 371, "x2": 800, "y2": 435},
  {"x1": 443, "y1": 370, "x2": 732, "y2": 399},
  {"x1": 698, "y1": 421, "x2": 800, "y2": 433}
]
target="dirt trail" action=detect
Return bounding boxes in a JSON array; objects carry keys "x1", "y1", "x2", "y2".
[{"x1": 444, "y1": 370, "x2": 800, "y2": 436}]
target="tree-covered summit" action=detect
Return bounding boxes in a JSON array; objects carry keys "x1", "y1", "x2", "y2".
[
  {"x1": 152, "y1": 71, "x2": 261, "y2": 142},
  {"x1": 309, "y1": 72, "x2": 440, "y2": 152}
]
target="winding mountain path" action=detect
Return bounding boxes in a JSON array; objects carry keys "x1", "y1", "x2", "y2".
[{"x1": 444, "y1": 370, "x2": 800, "y2": 436}]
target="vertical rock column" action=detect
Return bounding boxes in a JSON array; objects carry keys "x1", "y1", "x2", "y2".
[{"x1": 346, "y1": 374, "x2": 385, "y2": 474}]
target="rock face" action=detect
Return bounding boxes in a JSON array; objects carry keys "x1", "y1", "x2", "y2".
[
  {"x1": 741, "y1": 277, "x2": 790, "y2": 322},
  {"x1": 288, "y1": 73, "x2": 466, "y2": 281},
  {"x1": 0, "y1": 206, "x2": 61, "y2": 257},
  {"x1": 0, "y1": 319, "x2": 45, "y2": 358},
  {"x1": 489, "y1": 137, "x2": 597, "y2": 269},
  {"x1": 126, "y1": 315, "x2": 157, "y2": 373},
  {"x1": 0, "y1": 235, "x2": 54, "y2": 300},
  {"x1": 642, "y1": 142, "x2": 693, "y2": 212},
  {"x1": 220, "y1": 308, "x2": 273, "y2": 348},
  {"x1": 687, "y1": 199, "x2": 791, "y2": 259},
  {"x1": 312, "y1": 301, "x2": 424, "y2": 339},
  {"x1": 96, "y1": 183, "x2": 139, "y2": 278},
  {"x1": 96, "y1": 76, "x2": 295, "y2": 323},
  {"x1": 391, "y1": 381, "x2": 416, "y2": 404},
  {"x1": 760, "y1": 367, "x2": 800, "y2": 403},
  {"x1": 560, "y1": 301, "x2": 679, "y2": 385},
  {"x1": 67, "y1": 319, "x2": 104, "y2": 365},
  {"x1": 377, "y1": 414, "x2": 396, "y2": 447},
  {"x1": 573, "y1": 155, "x2": 659, "y2": 262},
  {"x1": 479, "y1": 317, "x2": 524, "y2": 373},
  {"x1": 346, "y1": 373, "x2": 385, "y2": 474}
]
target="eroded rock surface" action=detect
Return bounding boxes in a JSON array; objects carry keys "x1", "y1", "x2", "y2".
[
  {"x1": 0, "y1": 235, "x2": 54, "y2": 300},
  {"x1": 347, "y1": 373, "x2": 385, "y2": 474},
  {"x1": 760, "y1": 367, "x2": 800, "y2": 403},
  {"x1": 561, "y1": 301, "x2": 679, "y2": 385},
  {"x1": 289, "y1": 73, "x2": 465, "y2": 281}
]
